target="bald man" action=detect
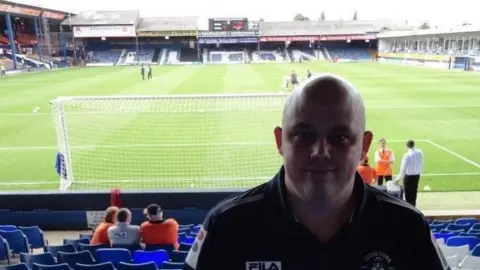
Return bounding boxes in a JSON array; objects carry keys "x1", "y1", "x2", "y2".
[{"x1": 184, "y1": 74, "x2": 449, "y2": 270}]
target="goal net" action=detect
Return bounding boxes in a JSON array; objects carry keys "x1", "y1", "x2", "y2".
[{"x1": 50, "y1": 93, "x2": 290, "y2": 191}]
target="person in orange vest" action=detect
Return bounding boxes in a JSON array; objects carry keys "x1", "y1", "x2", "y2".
[
  {"x1": 357, "y1": 156, "x2": 376, "y2": 185},
  {"x1": 374, "y1": 138, "x2": 395, "y2": 185}
]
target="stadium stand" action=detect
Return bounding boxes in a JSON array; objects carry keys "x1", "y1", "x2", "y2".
[{"x1": 325, "y1": 42, "x2": 371, "y2": 61}]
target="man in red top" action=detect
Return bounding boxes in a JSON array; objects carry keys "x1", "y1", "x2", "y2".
[{"x1": 140, "y1": 204, "x2": 180, "y2": 249}]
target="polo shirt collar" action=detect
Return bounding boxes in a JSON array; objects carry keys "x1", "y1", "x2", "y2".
[{"x1": 265, "y1": 166, "x2": 377, "y2": 233}]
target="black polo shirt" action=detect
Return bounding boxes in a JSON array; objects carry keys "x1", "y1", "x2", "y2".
[{"x1": 184, "y1": 167, "x2": 450, "y2": 270}]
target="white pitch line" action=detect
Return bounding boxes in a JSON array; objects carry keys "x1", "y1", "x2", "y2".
[
  {"x1": 425, "y1": 139, "x2": 480, "y2": 169},
  {"x1": 0, "y1": 172, "x2": 478, "y2": 186},
  {"x1": 0, "y1": 140, "x2": 424, "y2": 151},
  {"x1": 1, "y1": 105, "x2": 480, "y2": 116}
]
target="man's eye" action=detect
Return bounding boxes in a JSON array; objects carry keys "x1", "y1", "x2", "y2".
[
  {"x1": 329, "y1": 134, "x2": 351, "y2": 145},
  {"x1": 292, "y1": 131, "x2": 313, "y2": 140}
]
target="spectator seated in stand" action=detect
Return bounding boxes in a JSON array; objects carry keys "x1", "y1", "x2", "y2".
[
  {"x1": 91, "y1": 206, "x2": 119, "y2": 245},
  {"x1": 140, "y1": 204, "x2": 180, "y2": 250},
  {"x1": 108, "y1": 208, "x2": 141, "y2": 246}
]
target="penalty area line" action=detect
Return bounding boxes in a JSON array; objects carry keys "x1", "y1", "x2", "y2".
[{"x1": 425, "y1": 139, "x2": 480, "y2": 169}]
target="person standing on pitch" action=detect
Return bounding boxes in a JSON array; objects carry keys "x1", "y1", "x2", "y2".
[
  {"x1": 375, "y1": 138, "x2": 395, "y2": 185},
  {"x1": 394, "y1": 140, "x2": 423, "y2": 206},
  {"x1": 147, "y1": 64, "x2": 152, "y2": 80},
  {"x1": 183, "y1": 74, "x2": 449, "y2": 270},
  {"x1": 140, "y1": 64, "x2": 145, "y2": 80}
]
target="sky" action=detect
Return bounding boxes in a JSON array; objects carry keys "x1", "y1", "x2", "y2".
[{"x1": 12, "y1": 0, "x2": 480, "y2": 28}]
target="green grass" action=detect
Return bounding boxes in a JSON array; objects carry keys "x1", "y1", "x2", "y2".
[{"x1": 1, "y1": 62, "x2": 480, "y2": 193}]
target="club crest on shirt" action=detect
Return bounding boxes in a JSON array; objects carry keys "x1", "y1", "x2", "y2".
[{"x1": 360, "y1": 251, "x2": 395, "y2": 270}]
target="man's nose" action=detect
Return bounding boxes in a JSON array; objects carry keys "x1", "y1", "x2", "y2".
[{"x1": 311, "y1": 138, "x2": 331, "y2": 160}]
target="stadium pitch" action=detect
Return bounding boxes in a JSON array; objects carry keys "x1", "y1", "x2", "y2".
[{"x1": 1, "y1": 62, "x2": 480, "y2": 200}]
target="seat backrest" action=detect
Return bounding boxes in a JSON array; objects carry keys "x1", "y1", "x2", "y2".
[
  {"x1": 160, "y1": 261, "x2": 184, "y2": 270},
  {"x1": 19, "y1": 226, "x2": 45, "y2": 249},
  {"x1": 455, "y1": 218, "x2": 477, "y2": 226},
  {"x1": 78, "y1": 243, "x2": 107, "y2": 259},
  {"x1": 58, "y1": 251, "x2": 95, "y2": 268},
  {"x1": 133, "y1": 250, "x2": 169, "y2": 268},
  {"x1": 144, "y1": 244, "x2": 174, "y2": 253},
  {"x1": 111, "y1": 244, "x2": 142, "y2": 252},
  {"x1": 0, "y1": 226, "x2": 17, "y2": 232},
  {"x1": 459, "y1": 255, "x2": 480, "y2": 269},
  {"x1": 33, "y1": 263, "x2": 71, "y2": 270},
  {"x1": 447, "y1": 236, "x2": 480, "y2": 250},
  {"x1": 0, "y1": 263, "x2": 29, "y2": 270},
  {"x1": 95, "y1": 248, "x2": 132, "y2": 267},
  {"x1": 0, "y1": 235, "x2": 9, "y2": 261},
  {"x1": 0, "y1": 230, "x2": 29, "y2": 254},
  {"x1": 447, "y1": 224, "x2": 471, "y2": 232},
  {"x1": 75, "y1": 262, "x2": 115, "y2": 270},
  {"x1": 64, "y1": 238, "x2": 90, "y2": 251},
  {"x1": 118, "y1": 262, "x2": 157, "y2": 270},
  {"x1": 20, "y1": 252, "x2": 55, "y2": 269},
  {"x1": 45, "y1": 244, "x2": 76, "y2": 258}
]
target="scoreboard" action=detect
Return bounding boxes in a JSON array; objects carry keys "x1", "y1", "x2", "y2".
[{"x1": 209, "y1": 18, "x2": 248, "y2": 32}]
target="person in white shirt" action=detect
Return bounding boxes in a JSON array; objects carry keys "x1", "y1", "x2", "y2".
[{"x1": 394, "y1": 140, "x2": 423, "y2": 206}]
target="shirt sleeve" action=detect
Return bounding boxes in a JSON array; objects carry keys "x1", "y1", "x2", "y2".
[
  {"x1": 374, "y1": 150, "x2": 381, "y2": 163},
  {"x1": 395, "y1": 154, "x2": 410, "y2": 181},
  {"x1": 183, "y1": 212, "x2": 227, "y2": 270},
  {"x1": 411, "y1": 220, "x2": 451, "y2": 270},
  {"x1": 390, "y1": 151, "x2": 395, "y2": 163}
]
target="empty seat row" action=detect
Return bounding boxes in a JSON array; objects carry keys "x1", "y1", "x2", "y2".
[{"x1": 0, "y1": 261, "x2": 183, "y2": 270}]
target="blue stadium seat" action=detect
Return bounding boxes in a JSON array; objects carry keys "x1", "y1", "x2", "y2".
[
  {"x1": 133, "y1": 250, "x2": 168, "y2": 268},
  {"x1": 78, "y1": 243, "x2": 107, "y2": 260},
  {"x1": 57, "y1": 251, "x2": 95, "y2": 269},
  {"x1": 446, "y1": 224, "x2": 471, "y2": 232},
  {"x1": 0, "y1": 235, "x2": 10, "y2": 264},
  {"x1": 0, "y1": 263, "x2": 29, "y2": 270},
  {"x1": 170, "y1": 250, "x2": 188, "y2": 263},
  {"x1": 20, "y1": 253, "x2": 56, "y2": 270},
  {"x1": 434, "y1": 232, "x2": 457, "y2": 242},
  {"x1": 0, "y1": 230, "x2": 29, "y2": 254},
  {"x1": 118, "y1": 262, "x2": 157, "y2": 270},
  {"x1": 0, "y1": 226, "x2": 17, "y2": 232},
  {"x1": 430, "y1": 223, "x2": 448, "y2": 232},
  {"x1": 183, "y1": 237, "x2": 195, "y2": 245},
  {"x1": 45, "y1": 244, "x2": 76, "y2": 258},
  {"x1": 96, "y1": 248, "x2": 132, "y2": 268},
  {"x1": 19, "y1": 226, "x2": 46, "y2": 250},
  {"x1": 447, "y1": 236, "x2": 480, "y2": 250},
  {"x1": 63, "y1": 239, "x2": 90, "y2": 251},
  {"x1": 455, "y1": 218, "x2": 477, "y2": 226},
  {"x1": 178, "y1": 228, "x2": 190, "y2": 234},
  {"x1": 78, "y1": 234, "x2": 92, "y2": 241},
  {"x1": 472, "y1": 224, "x2": 480, "y2": 231},
  {"x1": 178, "y1": 243, "x2": 192, "y2": 252},
  {"x1": 111, "y1": 244, "x2": 142, "y2": 253},
  {"x1": 161, "y1": 261, "x2": 183, "y2": 269},
  {"x1": 144, "y1": 244, "x2": 174, "y2": 253},
  {"x1": 177, "y1": 233, "x2": 187, "y2": 243},
  {"x1": 460, "y1": 232, "x2": 480, "y2": 238},
  {"x1": 432, "y1": 220, "x2": 453, "y2": 225},
  {"x1": 33, "y1": 263, "x2": 70, "y2": 270},
  {"x1": 191, "y1": 226, "x2": 201, "y2": 234},
  {"x1": 75, "y1": 263, "x2": 115, "y2": 270}
]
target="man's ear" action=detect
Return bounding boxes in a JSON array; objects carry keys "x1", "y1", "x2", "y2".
[
  {"x1": 274, "y1": 126, "x2": 283, "y2": 156},
  {"x1": 362, "y1": 131, "x2": 373, "y2": 160}
]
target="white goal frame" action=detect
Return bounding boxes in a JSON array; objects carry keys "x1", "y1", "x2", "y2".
[{"x1": 50, "y1": 93, "x2": 290, "y2": 192}]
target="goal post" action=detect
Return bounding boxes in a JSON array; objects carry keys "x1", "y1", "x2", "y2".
[{"x1": 49, "y1": 93, "x2": 290, "y2": 192}]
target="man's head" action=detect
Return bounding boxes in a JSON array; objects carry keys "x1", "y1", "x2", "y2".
[
  {"x1": 274, "y1": 74, "x2": 373, "y2": 205},
  {"x1": 379, "y1": 138, "x2": 386, "y2": 149},
  {"x1": 145, "y1": 204, "x2": 163, "y2": 221},
  {"x1": 116, "y1": 208, "x2": 132, "y2": 224},
  {"x1": 105, "y1": 206, "x2": 120, "y2": 223},
  {"x1": 406, "y1": 140, "x2": 415, "y2": 149}
]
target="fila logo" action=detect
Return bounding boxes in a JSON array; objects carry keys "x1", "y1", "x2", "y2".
[{"x1": 246, "y1": 261, "x2": 281, "y2": 270}]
